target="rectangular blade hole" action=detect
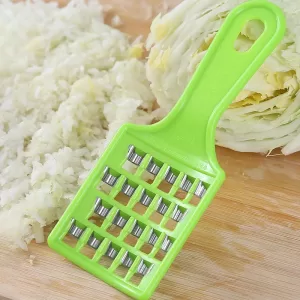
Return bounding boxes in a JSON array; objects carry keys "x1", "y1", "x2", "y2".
[
  {"x1": 157, "y1": 180, "x2": 173, "y2": 194},
  {"x1": 189, "y1": 194, "x2": 201, "y2": 206},
  {"x1": 132, "y1": 260, "x2": 153, "y2": 286},
  {"x1": 89, "y1": 198, "x2": 112, "y2": 227},
  {"x1": 99, "y1": 255, "x2": 114, "y2": 269},
  {"x1": 149, "y1": 210, "x2": 164, "y2": 224},
  {"x1": 145, "y1": 228, "x2": 160, "y2": 250},
  {"x1": 141, "y1": 170, "x2": 155, "y2": 184},
  {"x1": 174, "y1": 189, "x2": 188, "y2": 200},
  {"x1": 189, "y1": 181, "x2": 207, "y2": 206},
  {"x1": 130, "y1": 273, "x2": 143, "y2": 286},
  {"x1": 165, "y1": 205, "x2": 187, "y2": 230},
  {"x1": 145, "y1": 157, "x2": 163, "y2": 178},
  {"x1": 115, "y1": 179, "x2": 138, "y2": 206},
  {"x1": 149, "y1": 198, "x2": 170, "y2": 224},
  {"x1": 116, "y1": 252, "x2": 136, "y2": 277},
  {"x1": 63, "y1": 219, "x2": 86, "y2": 247},
  {"x1": 133, "y1": 202, "x2": 148, "y2": 215},
  {"x1": 175, "y1": 174, "x2": 194, "y2": 200},
  {"x1": 115, "y1": 264, "x2": 129, "y2": 278},
  {"x1": 80, "y1": 244, "x2": 96, "y2": 259},
  {"x1": 125, "y1": 145, "x2": 146, "y2": 169},
  {"x1": 155, "y1": 235, "x2": 173, "y2": 260},
  {"x1": 98, "y1": 182, "x2": 113, "y2": 195},
  {"x1": 62, "y1": 234, "x2": 78, "y2": 248},
  {"x1": 122, "y1": 179, "x2": 138, "y2": 197},
  {"x1": 107, "y1": 223, "x2": 123, "y2": 237},
  {"x1": 165, "y1": 218, "x2": 178, "y2": 231},
  {"x1": 107, "y1": 211, "x2": 130, "y2": 237},
  {"x1": 89, "y1": 214, "x2": 105, "y2": 228},
  {"x1": 126, "y1": 220, "x2": 146, "y2": 246},
  {"x1": 140, "y1": 243, "x2": 154, "y2": 255},
  {"x1": 122, "y1": 160, "x2": 138, "y2": 175},
  {"x1": 158, "y1": 166, "x2": 180, "y2": 194},
  {"x1": 98, "y1": 167, "x2": 120, "y2": 194},
  {"x1": 136, "y1": 189, "x2": 155, "y2": 210},
  {"x1": 130, "y1": 260, "x2": 152, "y2": 286},
  {"x1": 155, "y1": 248, "x2": 167, "y2": 261},
  {"x1": 99, "y1": 242, "x2": 120, "y2": 268},
  {"x1": 124, "y1": 233, "x2": 139, "y2": 247},
  {"x1": 80, "y1": 232, "x2": 103, "y2": 259},
  {"x1": 115, "y1": 192, "x2": 130, "y2": 206}
]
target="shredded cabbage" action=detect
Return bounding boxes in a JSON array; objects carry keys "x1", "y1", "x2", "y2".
[
  {"x1": 0, "y1": 0, "x2": 155, "y2": 249},
  {"x1": 146, "y1": 0, "x2": 300, "y2": 155}
]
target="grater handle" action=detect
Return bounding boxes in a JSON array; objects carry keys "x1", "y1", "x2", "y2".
[{"x1": 145, "y1": 0, "x2": 285, "y2": 171}]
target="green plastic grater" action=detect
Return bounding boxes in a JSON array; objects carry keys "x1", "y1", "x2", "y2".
[{"x1": 48, "y1": 1, "x2": 285, "y2": 299}]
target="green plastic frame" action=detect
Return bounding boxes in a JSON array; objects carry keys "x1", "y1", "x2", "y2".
[{"x1": 48, "y1": 1, "x2": 285, "y2": 299}]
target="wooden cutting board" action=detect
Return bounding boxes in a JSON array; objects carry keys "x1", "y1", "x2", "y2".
[{"x1": 1, "y1": 1, "x2": 300, "y2": 299}]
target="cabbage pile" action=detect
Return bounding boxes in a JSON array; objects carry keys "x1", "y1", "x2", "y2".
[
  {"x1": 0, "y1": 0, "x2": 154, "y2": 249},
  {"x1": 146, "y1": 0, "x2": 300, "y2": 155}
]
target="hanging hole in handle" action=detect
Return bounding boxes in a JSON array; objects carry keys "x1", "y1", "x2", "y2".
[{"x1": 234, "y1": 19, "x2": 265, "y2": 52}]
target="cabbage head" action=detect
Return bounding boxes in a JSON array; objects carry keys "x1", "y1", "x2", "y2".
[{"x1": 146, "y1": 0, "x2": 300, "y2": 155}]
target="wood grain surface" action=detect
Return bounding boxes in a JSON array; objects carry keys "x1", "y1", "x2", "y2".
[{"x1": 1, "y1": 1, "x2": 300, "y2": 300}]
